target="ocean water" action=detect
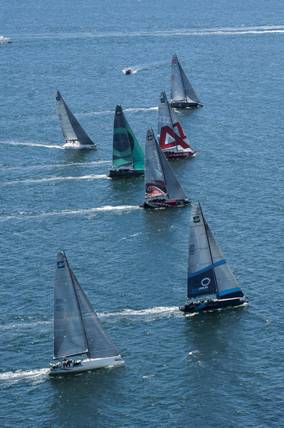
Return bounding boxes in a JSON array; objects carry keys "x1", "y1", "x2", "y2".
[{"x1": 0, "y1": 1, "x2": 284, "y2": 427}]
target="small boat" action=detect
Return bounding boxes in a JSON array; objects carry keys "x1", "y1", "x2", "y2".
[
  {"x1": 170, "y1": 54, "x2": 203, "y2": 109},
  {"x1": 142, "y1": 129, "x2": 190, "y2": 208},
  {"x1": 0, "y1": 35, "x2": 12, "y2": 44},
  {"x1": 49, "y1": 251, "x2": 124, "y2": 376},
  {"x1": 158, "y1": 91, "x2": 196, "y2": 159},
  {"x1": 109, "y1": 105, "x2": 144, "y2": 178},
  {"x1": 55, "y1": 91, "x2": 96, "y2": 149},
  {"x1": 180, "y1": 203, "x2": 247, "y2": 315},
  {"x1": 124, "y1": 68, "x2": 132, "y2": 75}
]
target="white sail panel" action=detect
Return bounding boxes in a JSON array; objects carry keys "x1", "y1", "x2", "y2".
[
  {"x1": 55, "y1": 91, "x2": 94, "y2": 146},
  {"x1": 54, "y1": 252, "x2": 87, "y2": 359}
]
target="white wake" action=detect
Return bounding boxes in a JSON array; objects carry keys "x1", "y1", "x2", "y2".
[
  {"x1": 0, "y1": 368, "x2": 49, "y2": 382},
  {"x1": 0, "y1": 205, "x2": 140, "y2": 221},
  {"x1": 0, "y1": 140, "x2": 63, "y2": 150},
  {"x1": 2, "y1": 174, "x2": 109, "y2": 186}
]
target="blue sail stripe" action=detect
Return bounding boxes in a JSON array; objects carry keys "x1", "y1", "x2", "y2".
[
  {"x1": 188, "y1": 259, "x2": 226, "y2": 279},
  {"x1": 217, "y1": 287, "x2": 242, "y2": 297}
]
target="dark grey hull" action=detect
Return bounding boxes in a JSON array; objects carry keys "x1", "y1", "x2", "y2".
[
  {"x1": 108, "y1": 169, "x2": 144, "y2": 178},
  {"x1": 180, "y1": 297, "x2": 247, "y2": 314},
  {"x1": 142, "y1": 199, "x2": 190, "y2": 209},
  {"x1": 170, "y1": 101, "x2": 203, "y2": 109}
]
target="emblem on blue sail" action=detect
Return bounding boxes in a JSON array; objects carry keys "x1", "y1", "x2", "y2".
[
  {"x1": 49, "y1": 251, "x2": 124, "y2": 375},
  {"x1": 158, "y1": 91, "x2": 197, "y2": 159},
  {"x1": 55, "y1": 90, "x2": 96, "y2": 149},
  {"x1": 180, "y1": 203, "x2": 246, "y2": 314},
  {"x1": 109, "y1": 105, "x2": 144, "y2": 178},
  {"x1": 170, "y1": 54, "x2": 203, "y2": 109},
  {"x1": 142, "y1": 128, "x2": 190, "y2": 209}
]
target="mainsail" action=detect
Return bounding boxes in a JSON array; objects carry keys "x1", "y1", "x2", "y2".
[
  {"x1": 158, "y1": 91, "x2": 195, "y2": 153},
  {"x1": 187, "y1": 203, "x2": 243, "y2": 299},
  {"x1": 112, "y1": 105, "x2": 144, "y2": 171},
  {"x1": 144, "y1": 129, "x2": 188, "y2": 201},
  {"x1": 54, "y1": 251, "x2": 118, "y2": 360},
  {"x1": 171, "y1": 54, "x2": 201, "y2": 105},
  {"x1": 55, "y1": 91, "x2": 95, "y2": 147}
]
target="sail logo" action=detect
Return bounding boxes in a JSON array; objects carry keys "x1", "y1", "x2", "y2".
[
  {"x1": 200, "y1": 277, "x2": 210, "y2": 288},
  {"x1": 57, "y1": 261, "x2": 65, "y2": 269},
  {"x1": 193, "y1": 215, "x2": 200, "y2": 223}
]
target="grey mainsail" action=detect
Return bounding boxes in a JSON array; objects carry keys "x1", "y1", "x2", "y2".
[
  {"x1": 55, "y1": 91, "x2": 95, "y2": 146},
  {"x1": 171, "y1": 54, "x2": 201, "y2": 105},
  {"x1": 54, "y1": 252, "x2": 87, "y2": 359},
  {"x1": 187, "y1": 203, "x2": 243, "y2": 299},
  {"x1": 54, "y1": 251, "x2": 119, "y2": 360},
  {"x1": 145, "y1": 129, "x2": 188, "y2": 200},
  {"x1": 71, "y1": 270, "x2": 119, "y2": 359},
  {"x1": 187, "y1": 203, "x2": 218, "y2": 298}
]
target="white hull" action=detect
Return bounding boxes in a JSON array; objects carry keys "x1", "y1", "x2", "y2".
[
  {"x1": 63, "y1": 141, "x2": 96, "y2": 150},
  {"x1": 49, "y1": 355, "x2": 124, "y2": 376}
]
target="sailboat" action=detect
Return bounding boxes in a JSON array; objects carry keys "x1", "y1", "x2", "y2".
[
  {"x1": 170, "y1": 54, "x2": 203, "y2": 109},
  {"x1": 109, "y1": 105, "x2": 144, "y2": 178},
  {"x1": 142, "y1": 129, "x2": 190, "y2": 208},
  {"x1": 55, "y1": 91, "x2": 96, "y2": 149},
  {"x1": 158, "y1": 91, "x2": 196, "y2": 159},
  {"x1": 180, "y1": 203, "x2": 247, "y2": 315},
  {"x1": 49, "y1": 251, "x2": 124, "y2": 376}
]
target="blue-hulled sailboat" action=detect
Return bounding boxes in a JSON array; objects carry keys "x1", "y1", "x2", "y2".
[{"x1": 180, "y1": 202, "x2": 247, "y2": 314}]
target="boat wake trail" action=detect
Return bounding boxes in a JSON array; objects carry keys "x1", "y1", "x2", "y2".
[
  {"x1": 2, "y1": 174, "x2": 109, "y2": 186},
  {"x1": 101, "y1": 306, "x2": 180, "y2": 320},
  {"x1": 0, "y1": 140, "x2": 63, "y2": 150},
  {"x1": 1, "y1": 160, "x2": 111, "y2": 173},
  {"x1": 81, "y1": 106, "x2": 157, "y2": 117},
  {"x1": 0, "y1": 205, "x2": 140, "y2": 222},
  {"x1": 122, "y1": 61, "x2": 168, "y2": 74},
  {"x1": 12, "y1": 25, "x2": 284, "y2": 42},
  {"x1": 0, "y1": 368, "x2": 49, "y2": 382}
]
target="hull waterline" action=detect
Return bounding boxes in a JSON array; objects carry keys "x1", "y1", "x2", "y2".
[
  {"x1": 142, "y1": 199, "x2": 190, "y2": 209},
  {"x1": 49, "y1": 355, "x2": 124, "y2": 376},
  {"x1": 180, "y1": 297, "x2": 247, "y2": 314},
  {"x1": 108, "y1": 168, "x2": 144, "y2": 178},
  {"x1": 170, "y1": 101, "x2": 203, "y2": 109},
  {"x1": 63, "y1": 141, "x2": 96, "y2": 150}
]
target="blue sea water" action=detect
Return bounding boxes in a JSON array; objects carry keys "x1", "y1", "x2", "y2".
[{"x1": 0, "y1": 0, "x2": 284, "y2": 427}]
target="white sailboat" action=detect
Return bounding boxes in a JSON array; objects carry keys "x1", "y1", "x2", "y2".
[
  {"x1": 55, "y1": 91, "x2": 96, "y2": 149},
  {"x1": 49, "y1": 251, "x2": 124, "y2": 376}
]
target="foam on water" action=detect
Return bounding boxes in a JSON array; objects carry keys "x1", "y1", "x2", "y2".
[
  {"x1": 101, "y1": 306, "x2": 180, "y2": 318},
  {"x1": 9, "y1": 25, "x2": 284, "y2": 42},
  {"x1": 0, "y1": 368, "x2": 50, "y2": 382},
  {"x1": 0, "y1": 140, "x2": 63, "y2": 150},
  {"x1": 1, "y1": 174, "x2": 109, "y2": 186},
  {"x1": 0, "y1": 160, "x2": 111, "y2": 173},
  {"x1": 0, "y1": 205, "x2": 141, "y2": 222},
  {"x1": 81, "y1": 106, "x2": 157, "y2": 117}
]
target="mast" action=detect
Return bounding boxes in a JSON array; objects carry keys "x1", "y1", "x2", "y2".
[{"x1": 199, "y1": 203, "x2": 218, "y2": 297}]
